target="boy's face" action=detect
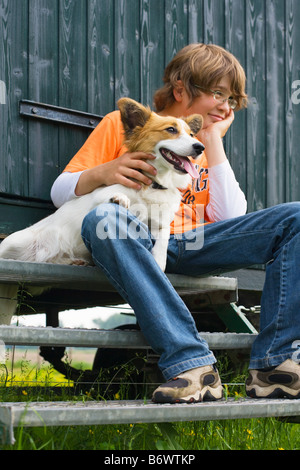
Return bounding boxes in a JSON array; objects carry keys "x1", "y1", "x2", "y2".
[{"x1": 183, "y1": 75, "x2": 233, "y2": 129}]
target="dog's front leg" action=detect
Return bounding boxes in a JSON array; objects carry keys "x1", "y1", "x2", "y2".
[{"x1": 151, "y1": 225, "x2": 170, "y2": 272}]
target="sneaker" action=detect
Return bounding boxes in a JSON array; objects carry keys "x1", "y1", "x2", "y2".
[
  {"x1": 152, "y1": 364, "x2": 223, "y2": 404},
  {"x1": 246, "y1": 359, "x2": 300, "y2": 399}
]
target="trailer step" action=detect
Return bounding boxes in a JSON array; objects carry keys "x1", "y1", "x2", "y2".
[
  {"x1": 0, "y1": 259, "x2": 237, "y2": 293},
  {"x1": 0, "y1": 325, "x2": 256, "y2": 350},
  {"x1": 1, "y1": 397, "x2": 300, "y2": 445}
]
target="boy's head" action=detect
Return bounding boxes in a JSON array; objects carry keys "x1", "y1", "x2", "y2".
[{"x1": 154, "y1": 43, "x2": 247, "y2": 113}]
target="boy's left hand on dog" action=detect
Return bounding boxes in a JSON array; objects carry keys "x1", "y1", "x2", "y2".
[{"x1": 111, "y1": 151, "x2": 157, "y2": 190}]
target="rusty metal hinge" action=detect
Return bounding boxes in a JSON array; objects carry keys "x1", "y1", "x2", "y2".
[{"x1": 20, "y1": 100, "x2": 103, "y2": 129}]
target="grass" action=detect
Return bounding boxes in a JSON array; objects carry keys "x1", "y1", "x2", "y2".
[
  {"x1": 5, "y1": 418, "x2": 300, "y2": 451},
  {"x1": 1, "y1": 347, "x2": 300, "y2": 450}
]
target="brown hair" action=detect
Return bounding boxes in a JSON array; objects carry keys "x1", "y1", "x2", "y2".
[{"x1": 153, "y1": 43, "x2": 248, "y2": 112}]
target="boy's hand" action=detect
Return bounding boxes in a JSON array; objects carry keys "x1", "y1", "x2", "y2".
[
  {"x1": 75, "y1": 152, "x2": 157, "y2": 196},
  {"x1": 198, "y1": 109, "x2": 235, "y2": 145},
  {"x1": 196, "y1": 109, "x2": 235, "y2": 168},
  {"x1": 99, "y1": 152, "x2": 157, "y2": 190}
]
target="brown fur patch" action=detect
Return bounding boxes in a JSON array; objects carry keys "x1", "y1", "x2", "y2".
[{"x1": 117, "y1": 98, "x2": 203, "y2": 153}]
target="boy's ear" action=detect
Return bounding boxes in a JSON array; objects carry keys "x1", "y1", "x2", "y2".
[
  {"x1": 118, "y1": 98, "x2": 152, "y2": 137},
  {"x1": 184, "y1": 114, "x2": 203, "y2": 135},
  {"x1": 173, "y1": 80, "x2": 185, "y2": 102}
]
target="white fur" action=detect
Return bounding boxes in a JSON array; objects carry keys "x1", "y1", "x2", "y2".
[{"x1": 0, "y1": 101, "x2": 203, "y2": 324}]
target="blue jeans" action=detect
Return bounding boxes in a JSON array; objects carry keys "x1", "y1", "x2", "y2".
[{"x1": 81, "y1": 202, "x2": 300, "y2": 379}]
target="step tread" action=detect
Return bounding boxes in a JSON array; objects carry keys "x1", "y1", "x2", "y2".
[
  {"x1": 0, "y1": 259, "x2": 237, "y2": 292},
  {"x1": 2, "y1": 396, "x2": 300, "y2": 445},
  {"x1": 0, "y1": 325, "x2": 256, "y2": 349},
  {"x1": 1, "y1": 397, "x2": 300, "y2": 428}
]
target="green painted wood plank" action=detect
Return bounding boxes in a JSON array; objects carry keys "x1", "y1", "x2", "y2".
[
  {"x1": 58, "y1": 0, "x2": 89, "y2": 173},
  {"x1": 0, "y1": 199, "x2": 54, "y2": 235},
  {"x1": 0, "y1": 0, "x2": 29, "y2": 197},
  {"x1": 140, "y1": 0, "x2": 165, "y2": 107},
  {"x1": 28, "y1": 0, "x2": 60, "y2": 199},
  {"x1": 114, "y1": 0, "x2": 141, "y2": 102},
  {"x1": 188, "y1": 0, "x2": 204, "y2": 44},
  {"x1": 87, "y1": 0, "x2": 115, "y2": 116},
  {"x1": 265, "y1": 0, "x2": 286, "y2": 207},
  {"x1": 203, "y1": 0, "x2": 225, "y2": 46},
  {"x1": 245, "y1": 0, "x2": 267, "y2": 212},
  {"x1": 224, "y1": 0, "x2": 248, "y2": 197},
  {"x1": 165, "y1": 0, "x2": 189, "y2": 65}
]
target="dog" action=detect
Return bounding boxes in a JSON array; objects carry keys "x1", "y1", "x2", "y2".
[{"x1": 0, "y1": 98, "x2": 204, "y2": 324}]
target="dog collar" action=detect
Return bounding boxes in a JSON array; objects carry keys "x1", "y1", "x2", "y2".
[{"x1": 151, "y1": 181, "x2": 168, "y2": 190}]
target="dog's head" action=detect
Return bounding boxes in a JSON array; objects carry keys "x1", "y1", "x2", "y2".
[{"x1": 118, "y1": 98, "x2": 204, "y2": 182}]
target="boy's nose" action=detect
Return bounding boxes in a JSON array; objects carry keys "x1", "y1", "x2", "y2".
[{"x1": 192, "y1": 142, "x2": 205, "y2": 155}]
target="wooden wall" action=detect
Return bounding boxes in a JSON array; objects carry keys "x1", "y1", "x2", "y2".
[{"x1": 0, "y1": 0, "x2": 300, "y2": 231}]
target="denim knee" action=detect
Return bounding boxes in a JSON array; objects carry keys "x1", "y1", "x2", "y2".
[
  {"x1": 81, "y1": 203, "x2": 115, "y2": 250},
  {"x1": 277, "y1": 202, "x2": 300, "y2": 233},
  {"x1": 81, "y1": 203, "x2": 153, "y2": 251}
]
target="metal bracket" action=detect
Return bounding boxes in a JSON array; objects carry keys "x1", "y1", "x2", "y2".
[
  {"x1": 19, "y1": 100, "x2": 103, "y2": 129},
  {"x1": 214, "y1": 303, "x2": 258, "y2": 334}
]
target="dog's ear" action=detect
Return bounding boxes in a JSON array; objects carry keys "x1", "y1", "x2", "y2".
[
  {"x1": 184, "y1": 114, "x2": 203, "y2": 135},
  {"x1": 118, "y1": 98, "x2": 152, "y2": 137}
]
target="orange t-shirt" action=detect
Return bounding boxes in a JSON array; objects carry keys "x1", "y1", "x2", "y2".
[{"x1": 64, "y1": 111, "x2": 210, "y2": 234}]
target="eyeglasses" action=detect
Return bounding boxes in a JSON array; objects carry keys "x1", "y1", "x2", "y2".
[{"x1": 193, "y1": 84, "x2": 238, "y2": 110}]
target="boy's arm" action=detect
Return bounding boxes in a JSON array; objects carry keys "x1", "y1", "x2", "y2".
[
  {"x1": 74, "y1": 152, "x2": 157, "y2": 196},
  {"x1": 51, "y1": 111, "x2": 157, "y2": 207},
  {"x1": 51, "y1": 152, "x2": 157, "y2": 208},
  {"x1": 206, "y1": 160, "x2": 247, "y2": 221},
  {"x1": 51, "y1": 171, "x2": 83, "y2": 208},
  {"x1": 199, "y1": 109, "x2": 247, "y2": 221}
]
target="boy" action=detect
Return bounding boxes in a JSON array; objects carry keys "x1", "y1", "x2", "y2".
[{"x1": 51, "y1": 44, "x2": 300, "y2": 402}]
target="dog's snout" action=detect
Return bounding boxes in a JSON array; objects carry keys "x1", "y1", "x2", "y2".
[{"x1": 192, "y1": 142, "x2": 205, "y2": 155}]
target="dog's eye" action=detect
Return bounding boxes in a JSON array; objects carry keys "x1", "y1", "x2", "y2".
[{"x1": 166, "y1": 127, "x2": 178, "y2": 134}]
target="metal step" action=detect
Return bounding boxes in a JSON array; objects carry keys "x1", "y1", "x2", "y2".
[
  {"x1": 0, "y1": 325, "x2": 256, "y2": 350},
  {"x1": 1, "y1": 397, "x2": 300, "y2": 445},
  {"x1": 0, "y1": 259, "x2": 237, "y2": 294}
]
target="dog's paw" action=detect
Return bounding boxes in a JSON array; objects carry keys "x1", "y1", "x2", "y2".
[
  {"x1": 110, "y1": 193, "x2": 130, "y2": 208},
  {"x1": 71, "y1": 259, "x2": 90, "y2": 266}
]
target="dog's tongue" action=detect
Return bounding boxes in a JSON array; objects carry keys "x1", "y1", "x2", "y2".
[{"x1": 181, "y1": 157, "x2": 199, "y2": 179}]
